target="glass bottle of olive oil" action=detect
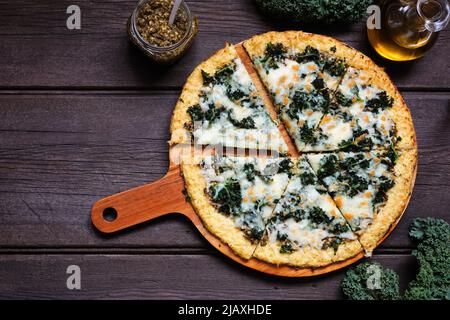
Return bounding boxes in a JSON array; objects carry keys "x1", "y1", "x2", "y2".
[{"x1": 368, "y1": 0, "x2": 450, "y2": 61}]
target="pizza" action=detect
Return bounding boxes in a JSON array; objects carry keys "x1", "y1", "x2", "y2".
[{"x1": 171, "y1": 31, "x2": 417, "y2": 268}]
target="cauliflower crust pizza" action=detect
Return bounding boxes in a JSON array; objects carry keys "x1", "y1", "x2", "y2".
[{"x1": 170, "y1": 31, "x2": 417, "y2": 268}]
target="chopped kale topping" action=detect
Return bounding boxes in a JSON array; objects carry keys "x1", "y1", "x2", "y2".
[
  {"x1": 265, "y1": 42, "x2": 287, "y2": 58},
  {"x1": 277, "y1": 232, "x2": 288, "y2": 241},
  {"x1": 248, "y1": 227, "x2": 264, "y2": 242},
  {"x1": 187, "y1": 104, "x2": 203, "y2": 122},
  {"x1": 214, "y1": 65, "x2": 235, "y2": 83},
  {"x1": 341, "y1": 154, "x2": 370, "y2": 171},
  {"x1": 277, "y1": 158, "x2": 294, "y2": 177},
  {"x1": 228, "y1": 114, "x2": 256, "y2": 129},
  {"x1": 243, "y1": 163, "x2": 256, "y2": 182},
  {"x1": 187, "y1": 104, "x2": 226, "y2": 124},
  {"x1": 335, "y1": 91, "x2": 353, "y2": 107},
  {"x1": 286, "y1": 90, "x2": 330, "y2": 119},
  {"x1": 331, "y1": 223, "x2": 350, "y2": 235},
  {"x1": 299, "y1": 171, "x2": 316, "y2": 185},
  {"x1": 324, "y1": 238, "x2": 343, "y2": 252},
  {"x1": 262, "y1": 42, "x2": 287, "y2": 69},
  {"x1": 324, "y1": 58, "x2": 346, "y2": 77},
  {"x1": 299, "y1": 123, "x2": 319, "y2": 144},
  {"x1": 280, "y1": 242, "x2": 295, "y2": 254},
  {"x1": 312, "y1": 77, "x2": 325, "y2": 90},
  {"x1": 309, "y1": 206, "x2": 332, "y2": 225},
  {"x1": 226, "y1": 86, "x2": 246, "y2": 101},
  {"x1": 201, "y1": 70, "x2": 215, "y2": 86},
  {"x1": 374, "y1": 176, "x2": 394, "y2": 205},
  {"x1": 338, "y1": 173, "x2": 369, "y2": 197},
  {"x1": 201, "y1": 64, "x2": 235, "y2": 86},
  {"x1": 365, "y1": 91, "x2": 394, "y2": 113},
  {"x1": 208, "y1": 179, "x2": 242, "y2": 215},
  {"x1": 383, "y1": 143, "x2": 399, "y2": 167},
  {"x1": 317, "y1": 155, "x2": 339, "y2": 180},
  {"x1": 292, "y1": 208, "x2": 306, "y2": 221},
  {"x1": 205, "y1": 106, "x2": 226, "y2": 122},
  {"x1": 295, "y1": 46, "x2": 322, "y2": 65},
  {"x1": 339, "y1": 128, "x2": 373, "y2": 151}
]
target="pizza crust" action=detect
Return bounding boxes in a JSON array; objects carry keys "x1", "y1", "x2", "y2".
[
  {"x1": 181, "y1": 160, "x2": 257, "y2": 259},
  {"x1": 243, "y1": 30, "x2": 357, "y2": 64},
  {"x1": 359, "y1": 148, "x2": 418, "y2": 253},
  {"x1": 169, "y1": 44, "x2": 238, "y2": 146},
  {"x1": 349, "y1": 52, "x2": 417, "y2": 150},
  {"x1": 253, "y1": 237, "x2": 363, "y2": 268}
]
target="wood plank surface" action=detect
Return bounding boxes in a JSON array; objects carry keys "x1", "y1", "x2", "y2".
[
  {"x1": 0, "y1": 253, "x2": 417, "y2": 299},
  {"x1": 0, "y1": 0, "x2": 448, "y2": 89},
  {"x1": 0, "y1": 0, "x2": 449, "y2": 300},
  {"x1": 0, "y1": 92, "x2": 448, "y2": 249}
]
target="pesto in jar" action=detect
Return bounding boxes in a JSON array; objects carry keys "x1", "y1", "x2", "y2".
[
  {"x1": 127, "y1": 0, "x2": 198, "y2": 64},
  {"x1": 136, "y1": 0, "x2": 189, "y2": 47}
]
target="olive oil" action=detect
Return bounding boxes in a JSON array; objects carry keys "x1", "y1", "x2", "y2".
[{"x1": 368, "y1": 0, "x2": 449, "y2": 61}]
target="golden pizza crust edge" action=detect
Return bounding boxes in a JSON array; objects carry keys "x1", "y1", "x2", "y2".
[
  {"x1": 253, "y1": 238, "x2": 363, "y2": 268},
  {"x1": 359, "y1": 148, "x2": 418, "y2": 252}
]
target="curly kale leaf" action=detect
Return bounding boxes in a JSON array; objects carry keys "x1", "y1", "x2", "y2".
[
  {"x1": 254, "y1": 0, "x2": 373, "y2": 24},
  {"x1": 342, "y1": 262, "x2": 401, "y2": 300},
  {"x1": 342, "y1": 218, "x2": 450, "y2": 300},
  {"x1": 404, "y1": 218, "x2": 450, "y2": 300}
]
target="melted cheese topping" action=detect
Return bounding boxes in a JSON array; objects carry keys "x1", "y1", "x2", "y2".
[
  {"x1": 313, "y1": 67, "x2": 396, "y2": 150},
  {"x1": 266, "y1": 158, "x2": 355, "y2": 251},
  {"x1": 200, "y1": 156, "x2": 291, "y2": 234},
  {"x1": 307, "y1": 152, "x2": 395, "y2": 233},
  {"x1": 191, "y1": 58, "x2": 288, "y2": 152}
]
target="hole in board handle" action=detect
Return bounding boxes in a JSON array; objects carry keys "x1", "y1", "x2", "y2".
[{"x1": 103, "y1": 207, "x2": 118, "y2": 222}]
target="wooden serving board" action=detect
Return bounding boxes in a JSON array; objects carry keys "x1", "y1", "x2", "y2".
[{"x1": 91, "y1": 144, "x2": 416, "y2": 277}]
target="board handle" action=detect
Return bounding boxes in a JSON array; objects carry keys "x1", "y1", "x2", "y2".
[{"x1": 91, "y1": 165, "x2": 193, "y2": 233}]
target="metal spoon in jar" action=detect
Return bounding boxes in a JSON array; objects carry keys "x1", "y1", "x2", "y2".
[{"x1": 168, "y1": 0, "x2": 183, "y2": 26}]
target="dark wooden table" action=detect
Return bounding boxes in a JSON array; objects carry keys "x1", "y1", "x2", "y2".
[{"x1": 0, "y1": 0, "x2": 449, "y2": 300}]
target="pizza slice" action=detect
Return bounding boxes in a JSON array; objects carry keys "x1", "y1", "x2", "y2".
[
  {"x1": 170, "y1": 44, "x2": 288, "y2": 153},
  {"x1": 252, "y1": 156, "x2": 363, "y2": 267},
  {"x1": 313, "y1": 52, "x2": 416, "y2": 151},
  {"x1": 181, "y1": 155, "x2": 293, "y2": 259},
  {"x1": 307, "y1": 148, "x2": 417, "y2": 253},
  {"x1": 243, "y1": 31, "x2": 356, "y2": 152}
]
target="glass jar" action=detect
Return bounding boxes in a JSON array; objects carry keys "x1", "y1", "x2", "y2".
[
  {"x1": 367, "y1": 0, "x2": 450, "y2": 61},
  {"x1": 127, "y1": 0, "x2": 198, "y2": 65}
]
